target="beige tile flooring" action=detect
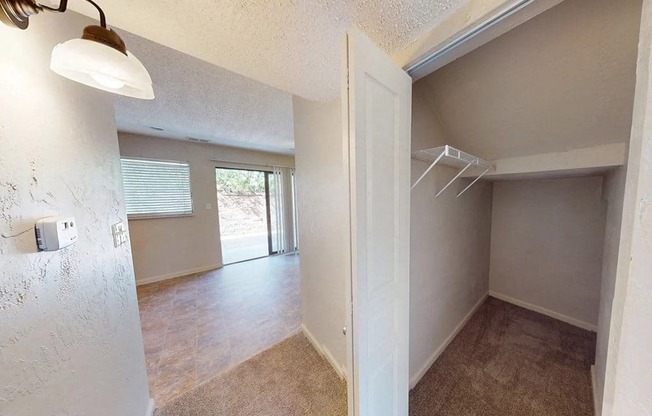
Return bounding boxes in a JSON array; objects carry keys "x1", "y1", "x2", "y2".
[{"x1": 136, "y1": 254, "x2": 301, "y2": 406}]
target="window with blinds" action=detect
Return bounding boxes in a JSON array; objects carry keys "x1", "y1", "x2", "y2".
[{"x1": 121, "y1": 157, "x2": 193, "y2": 218}]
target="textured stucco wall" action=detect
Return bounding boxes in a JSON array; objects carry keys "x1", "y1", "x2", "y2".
[
  {"x1": 409, "y1": 82, "x2": 493, "y2": 385},
  {"x1": 118, "y1": 133, "x2": 295, "y2": 284},
  {"x1": 0, "y1": 12, "x2": 150, "y2": 416},
  {"x1": 489, "y1": 177, "x2": 607, "y2": 329},
  {"x1": 293, "y1": 96, "x2": 349, "y2": 374},
  {"x1": 604, "y1": 0, "x2": 652, "y2": 413}
]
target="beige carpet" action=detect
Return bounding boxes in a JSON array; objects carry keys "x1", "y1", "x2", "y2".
[
  {"x1": 156, "y1": 297, "x2": 595, "y2": 416},
  {"x1": 155, "y1": 332, "x2": 347, "y2": 416},
  {"x1": 409, "y1": 296, "x2": 597, "y2": 416}
]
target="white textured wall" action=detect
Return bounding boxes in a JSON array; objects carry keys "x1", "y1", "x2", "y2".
[
  {"x1": 604, "y1": 0, "x2": 652, "y2": 412},
  {"x1": 594, "y1": 168, "x2": 627, "y2": 414},
  {"x1": 0, "y1": 13, "x2": 150, "y2": 416},
  {"x1": 409, "y1": 83, "x2": 493, "y2": 385},
  {"x1": 489, "y1": 177, "x2": 607, "y2": 329},
  {"x1": 293, "y1": 96, "x2": 349, "y2": 374},
  {"x1": 118, "y1": 133, "x2": 295, "y2": 284}
]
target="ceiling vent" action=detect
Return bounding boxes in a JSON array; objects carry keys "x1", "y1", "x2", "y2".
[{"x1": 186, "y1": 137, "x2": 210, "y2": 143}]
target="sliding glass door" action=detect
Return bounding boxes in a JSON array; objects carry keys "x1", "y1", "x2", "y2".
[
  {"x1": 216, "y1": 166, "x2": 297, "y2": 265},
  {"x1": 216, "y1": 168, "x2": 272, "y2": 264}
]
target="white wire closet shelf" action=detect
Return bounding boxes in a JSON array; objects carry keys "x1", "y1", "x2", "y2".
[{"x1": 411, "y1": 145, "x2": 493, "y2": 197}]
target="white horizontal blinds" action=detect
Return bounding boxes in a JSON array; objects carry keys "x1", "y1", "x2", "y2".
[{"x1": 121, "y1": 158, "x2": 193, "y2": 217}]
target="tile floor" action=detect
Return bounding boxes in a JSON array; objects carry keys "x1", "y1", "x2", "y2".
[{"x1": 136, "y1": 254, "x2": 301, "y2": 405}]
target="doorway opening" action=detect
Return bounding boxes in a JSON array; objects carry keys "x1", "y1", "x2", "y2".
[
  {"x1": 216, "y1": 167, "x2": 278, "y2": 264},
  {"x1": 135, "y1": 165, "x2": 302, "y2": 407}
]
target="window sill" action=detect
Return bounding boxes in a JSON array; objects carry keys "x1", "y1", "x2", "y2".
[{"x1": 127, "y1": 213, "x2": 195, "y2": 221}]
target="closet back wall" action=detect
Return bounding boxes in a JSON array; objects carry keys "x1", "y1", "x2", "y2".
[{"x1": 489, "y1": 176, "x2": 607, "y2": 330}]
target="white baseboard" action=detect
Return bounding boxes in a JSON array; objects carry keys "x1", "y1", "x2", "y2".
[
  {"x1": 591, "y1": 365, "x2": 600, "y2": 416},
  {"x1": 488, "y1": 291, "x2": 597, "y2": 332},
  {"x1": 409, "y1": 292, "x2": 489, "y2": 389},
  {"x1": 145, "y1": 398, "x2": 155, "y2": 416},
  {"x1": 301, "y1": 324, "x2": 347, "y2": 380},
  {"x1": 136, "y1": 263, "x2": 222, "y2": 286}
]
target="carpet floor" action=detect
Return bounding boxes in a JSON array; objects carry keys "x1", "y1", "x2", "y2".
[
  {"x1": 156, "y1": 297, "x2": 596, "y2": 416},
  {"x1": 410, "y1": 296, "x2": 597, "y2": 416},
  {"x1": 154, "y1": 332, "x2": 347, "y2": 416}
]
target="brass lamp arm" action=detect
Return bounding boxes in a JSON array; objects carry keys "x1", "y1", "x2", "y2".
[
  {"x1": 38, "y1": 0, "x2": 106, "y2": 28},
  {"x1": 1, "y1": 0, "x2": 108, "y2": 29}
]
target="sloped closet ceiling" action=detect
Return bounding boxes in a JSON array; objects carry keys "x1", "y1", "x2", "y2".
[
  {"x1": 69, "y1": 0, "x2": 467, "y2": 102},
  {"x1": 417, "y1": 0, "x2": 642, "y2": 160}
]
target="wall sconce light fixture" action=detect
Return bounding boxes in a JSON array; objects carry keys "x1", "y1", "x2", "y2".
[{"x1": 0, "y1": 0, "x2": 154, "y2": 100}]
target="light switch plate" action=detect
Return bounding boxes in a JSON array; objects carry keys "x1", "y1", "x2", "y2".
[{"x1": 111, "y1": 222, "x2": 128, "y2": 248}]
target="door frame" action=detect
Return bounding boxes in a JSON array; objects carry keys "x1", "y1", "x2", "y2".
[{"x1": 264, "y1": 171, "x2": 280, "y2": 256}]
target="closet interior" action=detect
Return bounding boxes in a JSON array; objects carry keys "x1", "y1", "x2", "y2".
[{"x1": 407, "y1": 0, "x2": 641, "y2": 414}]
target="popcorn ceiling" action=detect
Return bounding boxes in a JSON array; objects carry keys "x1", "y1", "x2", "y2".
[
  {"x1": 114, "y1": 30, "x2": 295, "y2": 153},
  {"x1": 71, "y1": 0, "x2": 466, "y2": 102}
]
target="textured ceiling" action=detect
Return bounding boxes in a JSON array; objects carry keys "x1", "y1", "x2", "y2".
[
  {"x1": 70, "y1": 0, "x2": 466, "y2": 102},
  {"x1": 114, "y1": 31, "x2": 295, "y2": 154},
  {"x1": 417, "y1": 0, "x2": 641, "y2": 160}
]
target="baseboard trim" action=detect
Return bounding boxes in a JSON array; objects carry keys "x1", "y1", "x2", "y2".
[
  {"x1": 301, "y1": 324, "x2": 347, "y2": 381},
  {"x1": 145, "y1": 398, "x2": 155, "y2": 416},
  {"x1": 136, "y1": 263, "x2": 223, "y2": 286},
  {"x1": 591, "y1": 365, "x2": 600, "y2": 416},
  {"x1": 488, "y1": 291, "x2": 598, "y2": 332},
  {"x1": 409, "y1": 292, "x2": 488, "y2": 389}
]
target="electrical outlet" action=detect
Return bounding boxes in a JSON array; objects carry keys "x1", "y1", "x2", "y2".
[{"x1": 111, "y1": 222, "x2": 128, "y2": 248}]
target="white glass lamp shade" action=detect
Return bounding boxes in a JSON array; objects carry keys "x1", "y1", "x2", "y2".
[{"x1": 51, "y1": 38, "x2": 154, "y2": 100}]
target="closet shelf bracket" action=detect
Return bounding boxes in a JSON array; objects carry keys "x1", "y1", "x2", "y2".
[
  {"x1": 411, "y1": 145, "x2": 493, "y2": 197},
  {"x1": 456, "y1": 167, "x2": 490, "y2": 197}
]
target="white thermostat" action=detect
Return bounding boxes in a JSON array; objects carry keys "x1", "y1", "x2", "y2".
[{"x1": 35, "y1": 216, "x2": 78, "y2": 252}]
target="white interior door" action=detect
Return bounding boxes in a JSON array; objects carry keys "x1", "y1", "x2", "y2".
[{"x1": 344, "y1": 27, "x2": 412, "y2": 416}]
